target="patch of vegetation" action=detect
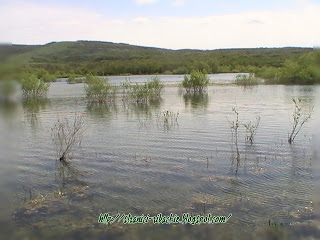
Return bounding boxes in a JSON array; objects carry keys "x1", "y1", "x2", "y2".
[
  {"x1": 182, "y1": 70, "x2": 210, "y2": 94},
  {"x1": 21, "y1": 75, "x2": 50, "y2": 99},
  {"x1": 235, "y1": 73, "x2": 260, "y2": 86},
  {"x1": 84, "y1": 75, "x2": 116, "y2": 104},
  {"x1": 259, "y1": 52, "x2": 320, "y2": 84},
  {"x1": 229, "y1": 106, "x2": 240, "y2": 141},
  {"x1": 243, "y1": 116, "x2": 261, "y2": 144},
  {"x1": 67, "y1": 75, "x2": 83, "y2": 84},
  {"x1": 163, "y1": 111, "x2": 178, "y2": 122},
  {"x1": 51, "y1": 114, "x2": 85, "y2": 161},
  {"x1": 268, "y1": 219, "x2": 284, "y2": 227},
  {"x1": 33, "y1": 68, "x2": 56, "y2": 82},
  {"x1": 288, "y1": 98, "x2": 313, "y2": 144},
  {"x1": 2, "y1": 41, "x2": 315, "y2": 85},
  {"x1": 126, "y1": 76, "x2": 164, "y2": 103}
]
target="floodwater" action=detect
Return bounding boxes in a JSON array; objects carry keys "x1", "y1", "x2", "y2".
[{"x1": 0, "y1": 74, "x2": 319, "y2": 239}]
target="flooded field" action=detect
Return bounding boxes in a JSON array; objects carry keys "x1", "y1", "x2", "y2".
[{"x1": 0, "y1": 74, "x2": 319, "y2": 239}]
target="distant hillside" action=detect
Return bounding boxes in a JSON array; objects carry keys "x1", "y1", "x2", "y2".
[
  {"x1": 0, "y1": 44, "x2": 39, "y2": 61},
  {"x1": 1, "y1": 41, "x2": 313, "y2": 77}
]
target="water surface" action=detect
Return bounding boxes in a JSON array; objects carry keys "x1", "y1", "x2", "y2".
[{"x1": 0, "y1": 74, "x2": 318, "y2": 239}]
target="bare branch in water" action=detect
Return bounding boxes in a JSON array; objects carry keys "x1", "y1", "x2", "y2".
[{"x1": 51, "y1": 114, "x2": 85, "y2": 161}]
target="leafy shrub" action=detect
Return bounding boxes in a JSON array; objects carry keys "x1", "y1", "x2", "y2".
[
  {"x1": 278, "y1": 53, "x2": 314, "y2": 84},
  {"x1": 128, "y1": 76, "x2": 164, "y2": 103},
  {"x1": 84, "y1": 75, "x2": 115, "y2": 103},
  {"x1": 182, "y1": 70, "x2": 210, "y2": 94},
  {"x1": 259, "y1": 52, "x2": 320, "y2": 84},
  {"x1": 235, "y1": 74, "x2": 260, "y2": 86},
  {"x1": 21, "y1": 75, "x2": 50, "y2": 99},
  {"x1": 145, "y1": 76, "x2": 164, "y2": 99},
  {"x1": 32, "y1": 69, "x2": 56, "y2": 82}
]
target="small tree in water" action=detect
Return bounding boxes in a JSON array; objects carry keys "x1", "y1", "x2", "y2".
[
  {"x1": 51, "y1": 114, "x2": 85, "y2": 161},
  {"x1": 182, "y1": 70, "x2": 210, "y2": 94},
  {"x1": 21, "y1": 75, "x2": 50, "y2": 99},
  {"x1": 288, "y1": 98, "x2": 313, "y2": 144},
  {"x1": 84, "y1": 75, "x2": 115, "y2": 104}
]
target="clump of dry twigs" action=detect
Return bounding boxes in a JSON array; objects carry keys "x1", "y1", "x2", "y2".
[{"x1": 51, "y1": 114, "x2": 85, "y2": 161}]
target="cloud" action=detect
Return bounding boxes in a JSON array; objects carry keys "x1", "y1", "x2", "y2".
[
  {"x1": 172, "y1": 0, "x2": 185, "y2": 7},
  {"x1": 132, "y1": 17, "x2": 151, "y2": 24},
  {"x1": 248, "y1": 19, "x2": 264, "y2": 24},
  {"x1": 134, "y1": 0, "x2": 157, "y2": 5},
  {"x1": 0, "y1": 1, "x2": 319, "y2": 49}
]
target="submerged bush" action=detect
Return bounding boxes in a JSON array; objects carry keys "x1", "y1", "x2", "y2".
[
  {"x1": 51, "y1": 114, "x2": 85, "y2": 161},
  {"x1": 235, "y1": 74, "x2": 260, "y2": 86},
  {"x1": 229, "y1": 106, "x2": 240, "y2": 141},
  {"x1": 288, "y1": 98, "x2": 313, "y2": 144},
  {"x1": 157, "y1": 110, "x2": 179, "y2": 130},
  {"x1": 21, "y1": 75, "x2": 50, "y2": 99},
  {"x1": 127, "y1": 76, "x2": 164, "y2": 103},
  {"x1": 67, "y1": 75, "x2": 83, "y2": 84},
  {"x1": 182, "y1": 70, "x2": 210, "y2": 94},
  {"x1": 146, "y1": 76, "x2": 164, "y2": 98},
  {"x1": 243, "y1": 116, "x2": 261, "y2": 144},
  {"x1": 84, "y1": 75, "x2": 115, "y2": 103},
  {"x1": 255, "y1": 67, "x2": 280, "y2": 82}
]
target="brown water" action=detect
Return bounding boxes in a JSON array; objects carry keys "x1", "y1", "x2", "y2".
[{"x1": 0, "y1": 74, "x2": 319, "y2": 239}]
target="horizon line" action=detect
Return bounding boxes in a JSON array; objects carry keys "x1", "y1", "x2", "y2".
[{"x1": 2, "y1": 40, "x2": 315, "y2": 52}]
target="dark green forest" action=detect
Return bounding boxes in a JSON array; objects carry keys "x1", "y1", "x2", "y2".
[{"x1": 0, "y1": 41, "x2": 319, "y2": 84}]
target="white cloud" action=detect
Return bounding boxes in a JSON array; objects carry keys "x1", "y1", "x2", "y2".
[
  {"x1": 172, "y1": 0, "x2": 185, "y2": 7},
  {"x1": 132, "y1": 17, "x2": 151, "y2": 24},
  {"x1": 0, "y1": 1, "x2": 319, "y2": 49},
  {"x1": 134, "y1": 0, "x2": 157, "y2": 5}
]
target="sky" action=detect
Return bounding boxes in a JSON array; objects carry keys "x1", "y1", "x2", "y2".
[{"x1": 0, "y1": 0, "x2": 319, "y2": 49}]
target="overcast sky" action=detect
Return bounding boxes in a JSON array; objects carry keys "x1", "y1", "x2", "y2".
[{"x1": 0, "y1": 0, "x2": 319, "y2": 49}]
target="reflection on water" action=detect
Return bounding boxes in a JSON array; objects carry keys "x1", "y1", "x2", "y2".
[
  {"x1": 123, "y1": 99, "x2": 162, "y2": 119},
  {"x1": 0, "y1": 101, "x2": 20, "y2": 123},
  {"x1": 230, "y1": 140, "x2": 241, "y2": 176},
  {"x1": 0, "y1": 76, "x2": 318, "y2": 239},
  {"x1": 86, "y1": 102, "x2": 118, "y2": 120},
  {"x1": 22, "y1": 99, "x2": 50, "y2": 127},
  {"x1": 183, "y1": 93, "x2": 209, "y2": 109}
]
